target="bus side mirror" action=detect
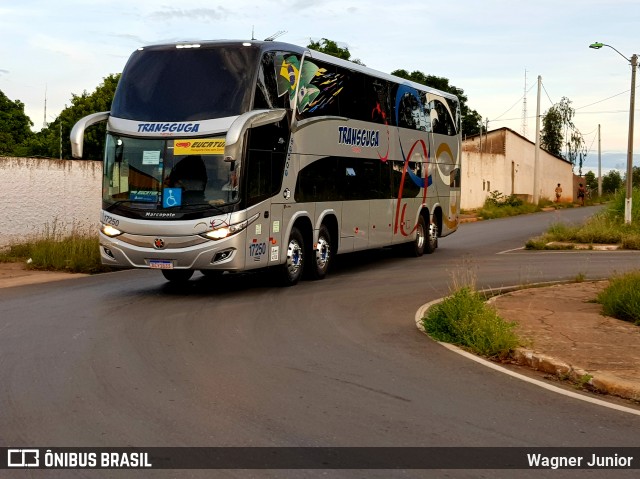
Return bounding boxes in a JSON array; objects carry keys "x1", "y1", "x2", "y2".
[
  {"x1": 224, "y1": 109, "x2": 286, "y2": 162},
  {"x1": 70, "y1": 111, "x2": 110, "y2": 158}
]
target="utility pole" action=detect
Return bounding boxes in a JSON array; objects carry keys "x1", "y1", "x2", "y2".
[
  {"x1": 598, "y1": 124, "x2": 602, "y2": 197},
  {"x1": 533, "y1": 75, "x2": 542, "y2": 204},
  {"x1": 521, "y1": 69, "x2": 528, "y2": 138},
  {"x1": 624, "y1": 53, "x2": 637, "y2": 224}
]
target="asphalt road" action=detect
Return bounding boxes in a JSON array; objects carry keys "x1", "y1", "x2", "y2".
[{"x1": 1, "y1": 206, "x2": 640, "y2": 478}]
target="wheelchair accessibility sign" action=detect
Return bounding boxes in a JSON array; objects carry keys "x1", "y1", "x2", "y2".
[{"x1": 163, "y1": 188, "x2": 182, "y2": 208}]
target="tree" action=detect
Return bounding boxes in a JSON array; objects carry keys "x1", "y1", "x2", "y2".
[
  {"x1": 20, "y1": 74, "x2": 120, "y2": 160},
  {"x1": 391, "y1": 69, "x2": 483, "y2": 136},
  {"x1": 630, "y1": 165, "x2": 640, "y2": 189},
  {"x1": 0, "y1": 89, "x2": 34, "y2": 156},
  {"x1": 602, "y1": 170, "x2": 623, "y2": 195},
  {"x1": 307, "y1": 38, "x2": 365, "y2": 65},
  {"x1": 540, "y1": 97, "x2": 587, "y2": 173},
  {"x1": 584, "y1": 170, "x2": 598, "y2": 192}
]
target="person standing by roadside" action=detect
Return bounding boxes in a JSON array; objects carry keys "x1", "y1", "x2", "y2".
[
  {"x1": 555, "y1": 183, "x2": 562, "y2": 202},
  {"x1": 577, "y1": 183, "x2": 586, "y2": 206}
]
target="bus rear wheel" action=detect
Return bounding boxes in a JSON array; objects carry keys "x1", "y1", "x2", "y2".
[
  {"x1": 280, "y1": 227, "x2": 305, "y2": 286},
  {"x1": 309, "y1": 224, "x2": 332, "y2": 280},
  {"x1": 425, "y1": 221, "x2": 438, "y2": 254},
  {"x1": 407, "y1": 215, "x2": 427, "y2": 257},
  {"x1": 161, "y1": 269, "x2": 194, "y2": 282}
]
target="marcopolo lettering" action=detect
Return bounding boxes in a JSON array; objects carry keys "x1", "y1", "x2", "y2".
[
  {"x1": 338, "y1": 126, "x2": 380, "y2": 148},
  {"x1": 137, "y1": 123, "x2": 201, "y2": 133}
]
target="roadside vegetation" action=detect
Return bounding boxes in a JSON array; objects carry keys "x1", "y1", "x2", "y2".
[
  {"x1": 0, "y1": 225, "x2": 109, "y2": 274},
  {"x1": 465, "y1": 189, "x2": 607, "y2": 221},
  {"x1": 597, "y1": 271, "x2": 640, "y2": 325},
  {"x1": 422, "y1": 287, "x2": 520, "y2": 358},
  {"x1": 525, "y1": 188, "x2": 640, "y2": 250}
]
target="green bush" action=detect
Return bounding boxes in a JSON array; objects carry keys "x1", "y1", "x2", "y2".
[
  {"x1": 422, "y1": 287, "x2": 520, "y2": 358},
  {"x1": 597, "y1": 271, "x2": 640, "y2": 325}
]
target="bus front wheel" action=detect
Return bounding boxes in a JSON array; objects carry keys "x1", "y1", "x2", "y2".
[
  {"x1": 280, "y1": 227, "x2": 305, "y2": 286},
  {"x1": 161, "y1": 269, "x2": 194, "y2": 282}
]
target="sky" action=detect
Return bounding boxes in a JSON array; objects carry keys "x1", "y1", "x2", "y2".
[{"x1": 1, "y1": 0, "x2": 639, "y2": 175}]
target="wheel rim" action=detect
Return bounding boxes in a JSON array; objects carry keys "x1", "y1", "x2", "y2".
[
  {"x1": 416, "y1": 222, "x2": 426, "y2": 250},
  {"x1": 286, "y1": 239, "x2": 303, "y2": 278},
  {"x1": 315, "y1": 236, "x2": 331, "y2": 271},
  {"x1": 428, "y1": 223, "x2": 438, "y2": 247}
]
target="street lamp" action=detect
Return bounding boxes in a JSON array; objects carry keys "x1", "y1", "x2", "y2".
[{"x1": 589, "y1": 42, "x2": 637, "y2": 224}]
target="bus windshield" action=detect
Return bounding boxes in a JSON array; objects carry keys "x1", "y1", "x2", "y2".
[
  {"x1": 111, "y1": 44, "x2": 259, "y2": 122},
  {"x1": 102, "y1": 134, "x2": 239, "y2": 212}
]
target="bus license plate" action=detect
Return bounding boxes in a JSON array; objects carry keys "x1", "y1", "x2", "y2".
[{"x1": 149, "y1": 260, "x2": 174, "y2": 270}]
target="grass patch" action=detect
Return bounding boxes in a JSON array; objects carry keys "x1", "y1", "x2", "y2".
[
  {"x1": 0, "y1": 225, "x2": 110, "y2": 274},
  {"x1": 422, "y1": 287, "x2": 520, "y2": 358},
  {"x1": 476, "y1": 191, "x2": 542, "y2": 219},
  {"x1": 526, "y1": 188, "x2": 640, "y2": 250},
  {"x1": 597, "y1": 271, "x2": 640, "y2": 325}
]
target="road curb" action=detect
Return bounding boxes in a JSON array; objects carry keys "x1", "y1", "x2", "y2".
[{"x1": 415, "y1": 284, "x2": 640, "y2": 411}]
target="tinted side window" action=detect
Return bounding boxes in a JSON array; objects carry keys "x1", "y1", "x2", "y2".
[
  {"x1": 295, "y1": 157, "x2": 340, "y2": 202},
  {"x1": 391, "y1": 160, "x2": 421, "y2": 198},
  {"x1": 431, "y1": 99, "x2": 457, "y2": 136},
  {"x1": 340, "y1": 157, "x2": 390, "y2": 200},
  {"x1": 367, "y1": 78, "x2": 392, "y2": 126},
  {"x1": 254, "y1": 51, "x2": 292, "y2": 110},
  {"x1": 295, "y1": 157, "x2": 392, "y2": 202},
  {"x1": 244, "y1": 123, "x2": 287, "y2": 207},
  {"x1": 295, "y1": 59, "x2": 342, "y2": 118}
]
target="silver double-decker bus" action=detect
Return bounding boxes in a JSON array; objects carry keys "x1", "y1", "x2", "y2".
[{"x1": 71, "y1": 40, "x2": 461, "y2": 285}]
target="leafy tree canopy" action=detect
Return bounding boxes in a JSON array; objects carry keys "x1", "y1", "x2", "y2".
[
  {"x1": 540, "y1": 96, "x2": 586, "y2": 174},
  {"x1": 307, "y1": 38, "x2": 365, "y2": 65},
  {"x1": 19, "y1": 74, "x2": 120, "y2": 160},
  {"x1": 630, "y1": 165, "x2": 640, "y2": 189},
  {"x1": 0, "y1": 89, "x2": 34, "y2": 156},
  {"x1": 584, "y1": 170, "x2": 598, "y2": 192},
  {"x1": 391, "y1": 69, "x2": 483, "y2": 136},
  {"x1": 602, "y1": 169, "x2": 623, "y2": 195}
]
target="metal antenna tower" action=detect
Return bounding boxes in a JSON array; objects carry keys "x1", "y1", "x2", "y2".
[
  {"x1": 264, "y1": 30, "x2": 286, "y2": 41},
  {"x1": 521, "y1": 69, "x2": 528, "y2": 138},
  {"x1": 43, "y1": 85, "x2": 48, "y2": 129}
]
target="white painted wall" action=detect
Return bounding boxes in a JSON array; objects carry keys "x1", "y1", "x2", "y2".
[
  {"x1": 461, "y1": 128, "x2": 574, "y2": 210},
  {"x1": 0, "y1": 157, "x2": 102, "y2": 247},
  {"x1": 0, "y1": 137, "x2": 576, "y2": 246}
]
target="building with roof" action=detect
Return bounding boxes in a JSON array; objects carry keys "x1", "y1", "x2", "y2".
[{"x1": 460, "y1": 127, "x2": 575, "y2": 210}]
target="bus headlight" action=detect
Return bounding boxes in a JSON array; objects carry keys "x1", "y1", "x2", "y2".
[
  {"x1": 201, "y1": 213, "x2": 259, "y2": 241},
  {"x1": 101, "y1": 224, "x2": 123, "y2": 237}
]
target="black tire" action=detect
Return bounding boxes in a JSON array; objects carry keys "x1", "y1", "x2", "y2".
[
  {"x1": 309, "y1": 224, "x2": 332, "y2": 280},
  {"x1": 280, "y1": 227, "x2": 305, "y2": 286},
  {"x1": 407, "y1": 215, "x2": 427, "y2": 257},
  {"x1": 161, "y1": 269, "x2": 194, "y2": 282},
  {"x1": 425, "y1": 221, "x2": 438, "y2": 254}
]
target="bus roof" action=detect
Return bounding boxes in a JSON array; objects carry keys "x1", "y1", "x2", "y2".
[{"x1": 137, "y1": 40, "x2": 459, "y2": 104}]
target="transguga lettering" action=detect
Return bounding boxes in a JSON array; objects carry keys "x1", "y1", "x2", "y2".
[
  {"x1": 137, "y1": 123, "x2": 201, "y2": 133},
  {"x1": 338, "y1": 126, "x2": 380, "y2": 147}
]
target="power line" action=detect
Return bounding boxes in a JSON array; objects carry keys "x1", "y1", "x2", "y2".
[
  {"x1": 493, "y1": 82, "x2": 536, "y2": 121},
  {"x1": 540, "y1": 81, "x2": 554, "y2": 106},
  {"x1": 575, "y1": 89, "x2": 631, "y2": 110}
]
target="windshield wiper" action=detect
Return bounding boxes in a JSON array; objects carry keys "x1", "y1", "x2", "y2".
[
  {"x1": 164, "y1": 203, "x2": 227, "y2": 214},
  {"x1": 105, "y1": 200, "x2": 139, "y2": 210}
]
